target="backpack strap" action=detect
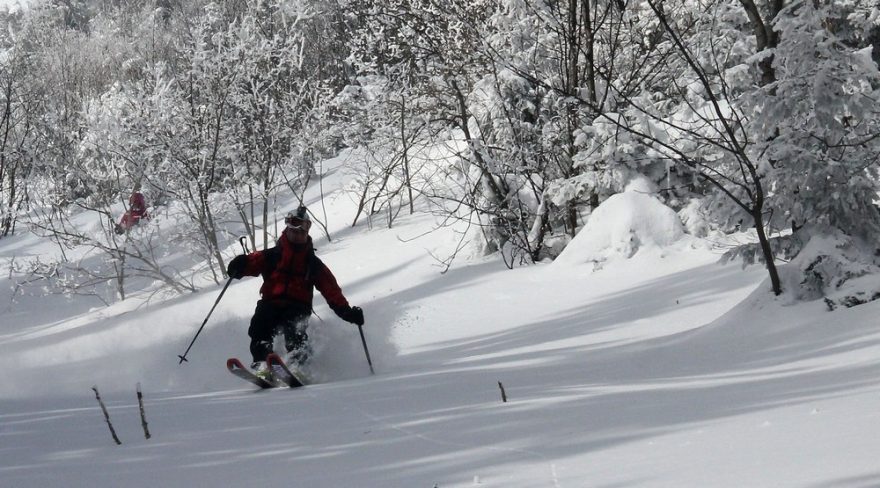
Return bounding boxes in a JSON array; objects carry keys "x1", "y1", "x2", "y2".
[
  {"x1": 263, "y1": 244, "x2": 321, "y2": 285},
  {"x1": 262, "y1": 246, "x2": 282, "y2": 275},
  {"x1": 304, "y1": 248, "x2": 323, "y2": 286}
]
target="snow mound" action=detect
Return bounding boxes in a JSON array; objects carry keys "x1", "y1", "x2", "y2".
[{"x1": 555, "y1": 182, "x2": 685, "y2": 267}]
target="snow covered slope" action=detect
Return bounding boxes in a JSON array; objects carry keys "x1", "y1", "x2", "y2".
[{"x1": 2, "y1": 151, "x2": 880, "y2": 487}]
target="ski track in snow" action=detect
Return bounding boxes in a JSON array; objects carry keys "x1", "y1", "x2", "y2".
[{"x1": 339, "y1": 397, "x2": 562, "y2": 487}]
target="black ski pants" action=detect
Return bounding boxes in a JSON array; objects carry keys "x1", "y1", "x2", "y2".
[{"x1": 248, "y1": 300, "x2": 311, "y2": 364}]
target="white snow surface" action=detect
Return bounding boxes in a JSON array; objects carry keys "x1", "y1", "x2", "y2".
[
  {"x1": 555, "y1": 179, "x2": 688, "y2": 268},
  {"x1": 2, "y1": 151, "x2": 880, "y2": 487}
]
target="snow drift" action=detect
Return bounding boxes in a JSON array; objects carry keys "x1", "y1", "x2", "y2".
[{"x1": 554, "y1": 178, "x2": 686, "y2": 268}]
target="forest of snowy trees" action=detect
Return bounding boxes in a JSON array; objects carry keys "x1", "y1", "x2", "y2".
[{"x1": 0, "y1": 0, "x2": 878, "y2": 307}]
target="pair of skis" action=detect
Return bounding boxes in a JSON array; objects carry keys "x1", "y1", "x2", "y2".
[{"x1": 226, "y1": 353, "x2": 306, "y2": 389}]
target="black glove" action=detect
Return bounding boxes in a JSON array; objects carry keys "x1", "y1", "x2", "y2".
[
  {"x1": 226, "y1": 254, "x2": 247, "y2": 279},
  {"x1": 343, "y1": 306, "x2": 365, "y2": 326}
]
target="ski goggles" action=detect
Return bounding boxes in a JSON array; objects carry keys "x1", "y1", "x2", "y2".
[{"x1": 285, "y1": 216, "x2": 310, "y2": 229}]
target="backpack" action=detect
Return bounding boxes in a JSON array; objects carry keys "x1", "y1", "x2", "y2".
[{"x1": 262, "y1": 244, "x2": 323, "y2": 286}]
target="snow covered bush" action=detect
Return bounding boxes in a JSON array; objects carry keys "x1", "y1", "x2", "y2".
[{"x1": 777, "y1": 229, "x2": 880, "y2": 310}]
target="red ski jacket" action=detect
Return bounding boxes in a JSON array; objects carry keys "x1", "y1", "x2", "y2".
[
  {"x1": 117, "y1": 192, "x2": 150, "y2": 232},
  {"x1": 240, "y1": 236, "x2": 349, "y2": 311}
]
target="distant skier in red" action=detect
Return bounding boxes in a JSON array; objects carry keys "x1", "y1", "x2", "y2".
[
  {"x1": 225, "y1": 205, "x2": 364, "y2": 376},
  {"x1": 115, "y1": 191, "x2": 150, "y2": 234}
]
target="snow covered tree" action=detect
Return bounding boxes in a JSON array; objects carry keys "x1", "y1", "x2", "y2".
[
  {"x1": 0, "y1": 16, "x2": 38, "y2": 238},
  {"x1": 332, "y1": 74, "x2": 431, "y2": 230},
  {"x1": 478, "y1": 0, "x2": 626, "y2": 260},
  {"x1": 741, "y1": 1, "x2": 880, "y2": 304},
  {"x1": 224, "y1": 0, "x2": 342, "y2": 250},
  {"x1": 470, "y1": 0, "x2": 880, "y2": 300},
  {"x1": 595, "y1": 0, "x2": 880, "y2": 299},
  {"x1": 75, "y1": 0, "x2": 352, "y2": 282},
  {"x1": 4, "y1": 0, "x2": 878, "y2": 306},
  {"x1": 603, "y1": 0, "x2": 788, "y2": 294},
  {"x1": 346, "y1": 0, "x2": 557, "y2": 265}
]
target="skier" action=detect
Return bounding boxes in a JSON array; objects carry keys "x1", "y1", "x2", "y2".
[
  {"x1": 225, "y1": 205, "x2": 364, "y2": 377},
  {"x1": 115, "y1": 191, "x2": 150, "y2": 234}
]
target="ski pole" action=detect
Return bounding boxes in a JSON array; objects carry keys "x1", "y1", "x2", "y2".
[
  {"x1": 239, "y1": 236, "x2": 250, "y2": 254},
  {"x1": 357, "y1": 324, "x2": 375, "y2": 375},
  {"x1": 314, "y1": 309, "x2": 373, "y2": 374},
  {"x1": 178, "y1": 276, "x2": 234, "y2": 364}
]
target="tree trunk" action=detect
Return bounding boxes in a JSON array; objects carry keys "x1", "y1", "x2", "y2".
[
  {"x1": 114, "y1": 246, "x2": 126, "y2": 301},
  {"x1": 262, "y1": 177, "x2": 270, "y2": 250},
  {"x1": 1, "y1": 165, "x2": 15, "y2": 237},
  {"x1": 400, "y1": 94, "x2": 415, "y2": 214},
  {"x1": 738, "y1": 0, "x2": 783, "y2": 86},
  {"x1": 751, "y1": 181, "x2": 782, "y2": 295}
]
